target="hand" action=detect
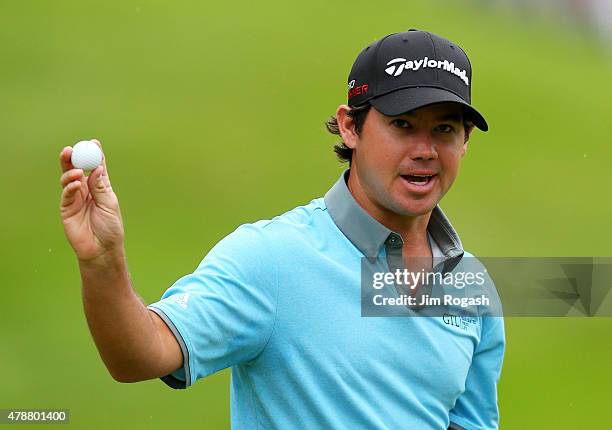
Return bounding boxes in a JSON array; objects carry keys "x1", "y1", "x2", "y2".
[{"x1": 59, "y1": 139, "x2": 125, "y2": 262}]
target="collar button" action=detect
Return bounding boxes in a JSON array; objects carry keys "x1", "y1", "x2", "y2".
[{"x1": 387, "y1": 234, "x2": 403, "y2": 247}]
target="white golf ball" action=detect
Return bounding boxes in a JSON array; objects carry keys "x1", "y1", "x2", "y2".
[{"x1": 71, "y1": 140, "x2": 103, "y2": 171}]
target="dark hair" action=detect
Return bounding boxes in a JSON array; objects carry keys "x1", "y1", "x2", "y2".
[
  {"x1": 325, "y1": 104, "x2": 475, "y2": 164},
  {"x1": 325, "y1": 104, "x2": 372, "y2": 164}
]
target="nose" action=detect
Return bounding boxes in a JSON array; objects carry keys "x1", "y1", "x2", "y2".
[{"x1": 409, "y1": 133, "x2": 438, "y2": 161}]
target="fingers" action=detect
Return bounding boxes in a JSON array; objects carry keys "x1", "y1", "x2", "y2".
[
  {"x1": 87, "y1": 165, "x2": 116, "y2": 207},
  {"x1": 87, "y1": 166, "x2": 104, "y2": 191},
  {"x1": 89, "y1": 139, "x2": 110, "y2": 181},
  {"x1": 60, "y1": 146, "x2": 74, "y2": 173},
  {"x1": 60, "y1": 168, "x2": 84, "y2": 188},
  {"x1": 60, "y1": 179, "x2": 83, "y2": 208}
]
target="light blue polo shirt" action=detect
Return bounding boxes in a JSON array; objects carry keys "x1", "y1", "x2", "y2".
[{"x1": 147, "y1": 169, "x2": 505, "y2": 430}]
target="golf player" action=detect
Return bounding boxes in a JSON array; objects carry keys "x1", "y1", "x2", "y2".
[{"x1": 59, "y1": 29, "x2": 504, "y2": 429}]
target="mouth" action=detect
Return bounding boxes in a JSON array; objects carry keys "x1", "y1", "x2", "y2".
[{"x1": 400, "y1": 174, "x2": 437, "y2": 186}]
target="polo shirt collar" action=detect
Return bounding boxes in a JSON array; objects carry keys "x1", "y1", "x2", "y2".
[{"x1": 324, "y1": 169, "x2": 464, "y2": 262}]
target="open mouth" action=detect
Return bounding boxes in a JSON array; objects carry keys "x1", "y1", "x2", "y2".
[{"x1": 401, "y1": 174, "x2": 436, "y2": 186}]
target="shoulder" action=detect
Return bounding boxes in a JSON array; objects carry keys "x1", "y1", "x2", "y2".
[
  {"x1": 454, "y1": 250, "x2": 503, "y2": 319},
  {"x1": 458, "y1": 251, "x2": 494, "y2": 288},
  {"x1": 258, "y1": 197, "x2": 328, "y2": 233},
  {"x1": 202, "y1": 198, "x2": 329, "y2": 262},
  {"x1": 223, "y1": 197, "x2": 329, "y2": 244},
  {"x1": 457, "y1": 250, "x2": 487, "y2": 274}
]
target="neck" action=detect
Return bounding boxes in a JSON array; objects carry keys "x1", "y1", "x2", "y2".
[{"x1": 347, "y1": 168, "x2": 433, "y2": 254}]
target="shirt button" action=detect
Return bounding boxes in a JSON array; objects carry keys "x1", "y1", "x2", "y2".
[{"x1": 387, "y1": 234, "x2": 402, "y2": 247}]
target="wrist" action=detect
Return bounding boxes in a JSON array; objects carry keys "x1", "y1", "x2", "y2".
[{"x1": 78, "y1": 246, "x2": 127, "y2": 272}]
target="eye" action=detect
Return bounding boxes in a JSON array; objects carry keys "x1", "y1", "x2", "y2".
[
  {"x1": 435, "y1": 124, "x2": 455, "y2": 133},
  {"x1": 392, "y1": 119, "x2": 412, "y2": 129}
]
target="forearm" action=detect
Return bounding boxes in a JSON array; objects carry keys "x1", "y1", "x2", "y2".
[{"x1": 78, "y1": 247, "x2": 163, "y2": 382}]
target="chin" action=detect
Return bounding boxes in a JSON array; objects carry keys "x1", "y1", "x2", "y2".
[
  {"x1": 388, "y1": 180, "x2": 443, "y2": 214},
  {"x1": 391, "y1": 199, "x2": 438, "y2": 217},
  {"x1": 388, "y1": 190, "x2": 439, "y2": 215}
]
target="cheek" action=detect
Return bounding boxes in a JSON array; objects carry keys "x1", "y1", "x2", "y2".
[
  {"x1": 358, "y1": 138, "x2": 403, "y2": 170},
  {"x1": 355, "y1": 140, "x2": 404, "y2": 195},
  {"x1": 440, "y1": 151, "x2": 463, "y2": 183}
]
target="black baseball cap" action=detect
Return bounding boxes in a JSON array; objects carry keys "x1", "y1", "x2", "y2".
[{"x1": 347, "y1": 29, "x2": 488, "y2": 131}]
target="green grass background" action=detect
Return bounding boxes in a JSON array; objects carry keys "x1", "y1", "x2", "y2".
[{"x1": 1, "y1": 0, "x2": 611, "y2": 428}]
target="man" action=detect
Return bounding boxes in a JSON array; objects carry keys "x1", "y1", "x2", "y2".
[{"x1": 59, "y1": 29, "x2": 504, "y2": 429}]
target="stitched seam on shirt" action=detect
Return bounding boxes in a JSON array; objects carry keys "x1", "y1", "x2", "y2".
[
  {"x1": 253, "y1": 202, "x2": 327, "y2": 363},
  {"x1": 250, "y1": 224, "x2": 280, "y2": 360},
  {"x1": 243, "y1": 366, "x2": 262, "y2": 430},
  {"x1": 254, "y1": 201, "x2": 330, "y2": 364},
  {"x1": 148, "y1": 304, "x2": 194, "y2": 387},
  {"x1": 244, "y1": 224, "x2": 280, "y2": 429},
  {"x1": 259, "y1": 199, "x2": 326, "y2": 230},
  {"x1": 448, "y1": 414, "x2": 473, "y2": 430}
]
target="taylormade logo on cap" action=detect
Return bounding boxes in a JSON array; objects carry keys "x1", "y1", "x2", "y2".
[
  {"x1": 384, "y1": 57, "x2": 470, "y2": 86},
  {"x1": 345, "y1": 30, "x2": 489, "y2": 131}
]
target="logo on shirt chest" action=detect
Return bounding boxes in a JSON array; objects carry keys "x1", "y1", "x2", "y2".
[{"x1": 442, "y1": 313, "x2": 477, "y2": 331}]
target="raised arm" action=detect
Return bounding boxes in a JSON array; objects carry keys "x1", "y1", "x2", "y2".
[{"x1": 59, "y1": 141, "x2": 182, "y2": 382}]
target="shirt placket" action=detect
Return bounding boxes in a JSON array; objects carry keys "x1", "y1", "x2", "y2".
[{"x1": 384, "y1": 233, "x2": 408, "y2": 297}]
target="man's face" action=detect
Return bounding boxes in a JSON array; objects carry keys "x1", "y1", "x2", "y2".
[{"x1": 344, "y1": 102, "x2": 470, "y2": 219}]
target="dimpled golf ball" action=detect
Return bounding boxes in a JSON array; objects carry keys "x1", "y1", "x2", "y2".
[{"x1": 71, "y1": 140, "x2": 103, "y2": 171}]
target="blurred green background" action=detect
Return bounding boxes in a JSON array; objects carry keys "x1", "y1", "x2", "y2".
[{"x1": 1, "y1": 0, "x2": 611, "y2": 428}]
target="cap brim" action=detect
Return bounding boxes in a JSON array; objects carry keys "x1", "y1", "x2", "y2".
[{"x1": 369, "y1": 87, "x2": 489, "y2": 131}]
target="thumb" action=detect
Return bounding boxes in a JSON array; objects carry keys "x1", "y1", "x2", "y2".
[{"x1": 88, "y1": 166, "x2": 114, "y2": 206}]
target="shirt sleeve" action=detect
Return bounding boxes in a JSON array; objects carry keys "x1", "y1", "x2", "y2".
[
  {"x1": 147, "y1": 222, "x2": 279, "y2": 389},
  {"x1": 448, "y1": 314, "x2": 505, "y2": 429}
]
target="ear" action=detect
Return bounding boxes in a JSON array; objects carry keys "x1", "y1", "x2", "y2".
[
  {"x1": 462, "y1": 124, "x2": 474, "y2": 156},
  {"x1": 336, "y1": 104, "x2": 359, "y2": 149}
]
